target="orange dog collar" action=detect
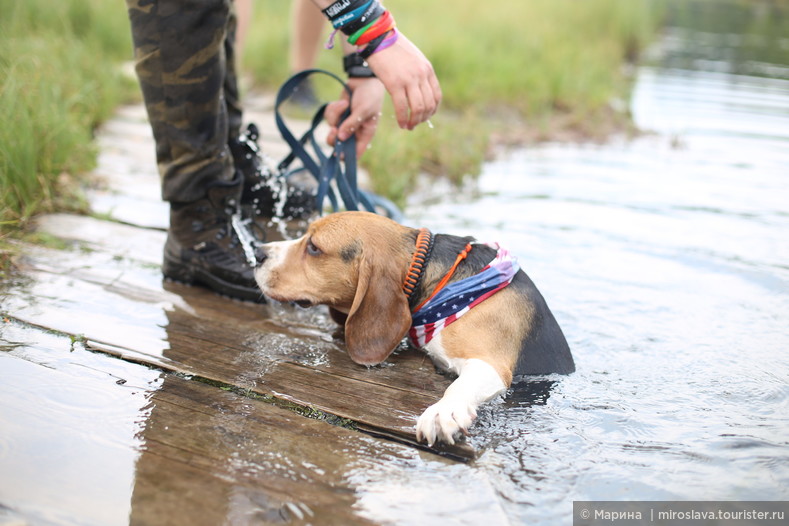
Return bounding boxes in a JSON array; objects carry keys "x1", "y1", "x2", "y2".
[{"x1": 402, "y1": 228, "x2": 432, "y2": 301}]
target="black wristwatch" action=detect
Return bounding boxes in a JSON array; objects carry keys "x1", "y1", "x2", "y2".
[{"x1": 343, "y1": 53, "x2": 376, "y2": 78}]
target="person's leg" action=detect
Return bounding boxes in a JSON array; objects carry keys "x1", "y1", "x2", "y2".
[
  {"x1": 234, "y1": 0, "x2": 252, "y2": 50},
  {"x1": 290, "y1": 0, "x2": 324, "y2": 72},
  {"x1": 127, "y1": 0, "x2": 235, "y2": 201},
  {"x1": 287, "y1": 0, "x2": 325, "y2": 107},
  {"x1": 222, "y1": 0, "x2": 275, "y2": 218},
  {"x1": 224, "y1": 0, "x2": 244, "y2": 142},
  {"x1": 225, "y1": 0, "x2": 317, "y2": 225},
  {"x1": 126, "y1": 0, "x2": 261, "y2": 301}
]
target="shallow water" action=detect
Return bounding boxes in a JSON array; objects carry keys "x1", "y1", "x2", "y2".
[
  {"x1": 0, "y1": 327, "x2": 162, "y2": 525},
  {"x1": 395, "y1": 1, "x2": 789, "y2": 523},
  {"x1": 2, "y1": 1, "x2": 788, "y2": 525}
]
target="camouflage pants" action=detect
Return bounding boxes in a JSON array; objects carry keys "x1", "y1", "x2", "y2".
[{"x1": 126, "y1": 0, "x2": 245, "y2": 203}]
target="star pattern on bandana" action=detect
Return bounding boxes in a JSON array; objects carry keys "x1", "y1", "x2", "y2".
[{"x1": 409, "y1": 244, "x2": 519, "y2": 348}]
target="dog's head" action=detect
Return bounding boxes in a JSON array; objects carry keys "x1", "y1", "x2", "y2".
[{"x1": 254, "y1": 211, "x2": 415, "y2": 366}]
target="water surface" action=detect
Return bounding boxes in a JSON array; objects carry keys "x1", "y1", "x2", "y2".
[
  {"x1": 1, "y1": 1, "x2": 787, "y2": 524},
  {"x1": 399, "y1": 1, "x2": 789, "y2": 523}
]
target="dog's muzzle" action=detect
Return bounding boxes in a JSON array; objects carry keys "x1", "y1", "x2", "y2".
[{"x1": 254, "y1": 246, "x2": 268, "y2": 267}]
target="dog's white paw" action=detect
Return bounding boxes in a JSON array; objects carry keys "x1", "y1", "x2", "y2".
[{"x1": 415, "y1": 398, "x2": 477, "y2": 446}]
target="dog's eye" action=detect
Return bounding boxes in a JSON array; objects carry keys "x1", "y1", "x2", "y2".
[{"x1": 306, "y1": 238, "x2": 322, "y2": 256}]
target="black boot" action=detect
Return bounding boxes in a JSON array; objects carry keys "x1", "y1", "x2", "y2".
[
  {"x1": 229, "y1": 123, "x2": 316, "y2": 223},
  {"x1": 162, "y1": 175, "x2": 263, "y2": 302}
]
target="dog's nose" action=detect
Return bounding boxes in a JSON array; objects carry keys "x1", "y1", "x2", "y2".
[{"x1": 254, "y1": 245, "x2": 268, "y2": 266}]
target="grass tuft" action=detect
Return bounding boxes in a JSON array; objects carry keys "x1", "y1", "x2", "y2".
[{"x1": 0, "y1": 0, "x2": 134, "y2": 233}]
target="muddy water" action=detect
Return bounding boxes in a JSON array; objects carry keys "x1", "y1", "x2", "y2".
[{"x1": 2, "y1": 1, "x2": 788, "y2": 525}]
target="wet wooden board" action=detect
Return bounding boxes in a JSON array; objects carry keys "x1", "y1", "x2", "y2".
[
  {"x1": 8, "y1": 216, "x2": 475, "y2": 459},
  {"x1": 86, "y1": 104, "x2": 169, "y2": 229},
  {"x1": 0, "y1": 321, "x2": 451, "y2": 525},
  {"x1": 36, "y1": 213, "x2": 165, "y2": 265},
  {"x1": 4, "y1": 93, "x2": 474, "y2": 462}
]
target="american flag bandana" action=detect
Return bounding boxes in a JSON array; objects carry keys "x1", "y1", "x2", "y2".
[{"x1": 408, "y1": 243, "x2": 520, "y2": 348}]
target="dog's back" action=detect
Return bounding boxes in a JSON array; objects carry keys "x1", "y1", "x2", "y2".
[
  {"x1": 426, "y1": 234, "x2": 574, "y2": 377},
  {"x1": 509, "y1": 271, "x2": 575, "y2": 376}
]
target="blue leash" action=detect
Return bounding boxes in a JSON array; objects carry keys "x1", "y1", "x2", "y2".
[{"x1": 274, "y1": 69, "x2": 402, "y2": 221}]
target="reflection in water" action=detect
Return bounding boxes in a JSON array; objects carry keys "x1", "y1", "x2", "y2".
[
  {"x1": 347, "y1": 453, "x2": 509, "y2": 525},
  {"x1": 2, "y1": 1, "x2": 788, "y2": 524},
  {"x1": 0, "y1": 325, "x2": 160, "y2": 526},
  {"x1": 403, "y1": 0, "x2": 789, "y2": 523},
  {"x1": 121, "y1": 282, "x2": 512, "y2": 524},
  {"x1": 657, "y1": 0, "x2": 789, "y2": 80},
  {"x1": 505, "y1": 379, "x2": 556, "y2": 408},
  {"x1": 128, "y1": 292, "x2": 348, "y2": 525}
]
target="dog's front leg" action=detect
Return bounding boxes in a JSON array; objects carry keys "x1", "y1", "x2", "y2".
[{"x1": 416, "y1": 358, "x2": 506, "y2": 446}]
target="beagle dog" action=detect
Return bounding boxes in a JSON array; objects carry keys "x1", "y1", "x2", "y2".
[{"x1": 254, "y1": 211, "x2": 574, "y2": 445}]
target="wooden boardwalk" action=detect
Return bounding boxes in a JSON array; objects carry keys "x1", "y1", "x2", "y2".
[{"x1": 0, "y1": 96, "x2": 487, "y2": 524}]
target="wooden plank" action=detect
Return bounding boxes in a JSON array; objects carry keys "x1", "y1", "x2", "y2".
[
  {"x1": 35, "y1": 213, "x2": 165, "y2": 265},
  {"x1": 88, "y1": 116, "x2": 169, "y2": 228},
  {"x1": 33, "y1": 215, "x2": 450, "y2": 390},
  {"x1": 0, "y1": 321, "x2": 445, "y2": 525},
  {"x1": 31, "y1": 214, "x2": 453, "y2": 386},
  {"x1": 129, "y1": 375, "x2": 379, "y2": 526},
  {"x1": 7, "y1": 235, "x2": 475, "y2": 459}
]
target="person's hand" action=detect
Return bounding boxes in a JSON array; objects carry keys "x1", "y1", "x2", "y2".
[
  {"x1": 365, "y1": 32, "x2": 441, "y2": 130},
  {"x1": 324, "y1": 76, "x2": 386, "y2": 158}
]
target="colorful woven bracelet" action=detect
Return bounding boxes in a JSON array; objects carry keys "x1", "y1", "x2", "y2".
[
  {"x1": 370, "y1": 28, "x2": 398, "y2": 55},
  {"x1": 322, "y1": 0, "x2": 396, "y2": 56},
  {"x1": 347, "y1": 19, "x2": 377, "y2": 45},
  {"x1": 353, "y1": 10, "x2": 394, "y2": 46},
  {"x1": 358, "y1": 29, "x2": 396, "y2": 59},
  {"x1": 348, "y1": 11, "x2": 395, "y2": 46}
]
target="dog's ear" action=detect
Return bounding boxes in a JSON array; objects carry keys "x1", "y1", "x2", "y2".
[{"x1": 344, "y1": 252, "x2": 411, "y2": 365}]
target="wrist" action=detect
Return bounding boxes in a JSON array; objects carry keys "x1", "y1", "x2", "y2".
[
  {"x1": 358, "y1": 29, "x2": 397, "y2": 59},
  {"x1": 321, "y1": 0, "x2": 396, "y2": 58},
  {"x1": 343, "y1": 52, "x2": 376, "y2": 78}
]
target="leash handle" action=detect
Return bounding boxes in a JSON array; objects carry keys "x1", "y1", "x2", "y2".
[{"x1": 274, "y1": 69, "x2": 401, "y2": 220}]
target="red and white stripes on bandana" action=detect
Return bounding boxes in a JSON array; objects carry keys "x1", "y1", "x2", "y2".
[{"x1": 408, "y1": 243, "x2": 520, "y2": 348}]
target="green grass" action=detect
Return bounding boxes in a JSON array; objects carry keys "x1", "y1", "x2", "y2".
[
  {"x1": 0, "y1": 0, "x2": 135, "y2": 233},
  {"x1": 0, "y1": 0, "x2": 660, "y2": 251},
  {"x1": 244, "y1": 0, "x2": 662, "y2": 205}
]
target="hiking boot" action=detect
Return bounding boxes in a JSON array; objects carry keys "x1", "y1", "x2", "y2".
[
  {"x1": 229, "y1": 123, "x2": 316, "y2": 222},
  {"x1": 162, "y1": 174, "x2": 263, "y2": 302}
]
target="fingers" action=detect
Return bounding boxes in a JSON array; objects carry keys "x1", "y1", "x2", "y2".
[
  {"x1": 335, "y1": 114, "x2": 379, "y2": 157},
  {"x1": 323, "y1": 100, "x2": 348, "y2": 148},
  {"x1": 325, "y1": 78, "x2": 385, "y2": 156},
  {"x1": 323, "y1": 99, "x2": 349, "y2": 130},
  {"x1": 337, "y1": 114, "x2": 359, "y2": 143},
  {"x1": 325, "y1": 103, "x2": 380, "y2": 158},
  {"x1": 387, "y1": 66, "x2": 438, "y2": 130},
  {"x1": 429, "y1": 68, "x2": 442, "y2": 110},
  {"x1": 390, "y1": 89, "x2": 410, "y2": 130},
  {"x1": 391, "y1": 78, "x2": 438, "y2": 130},
  {"x1": 367, "y1": 33, "x2": 441, "y2": 130},
  {"x1": 354, "y1": 119, "x2": 378, "y2": 157},
  {"x1": 405, "y1": 76, "x2": 440, "y2": 130}
]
